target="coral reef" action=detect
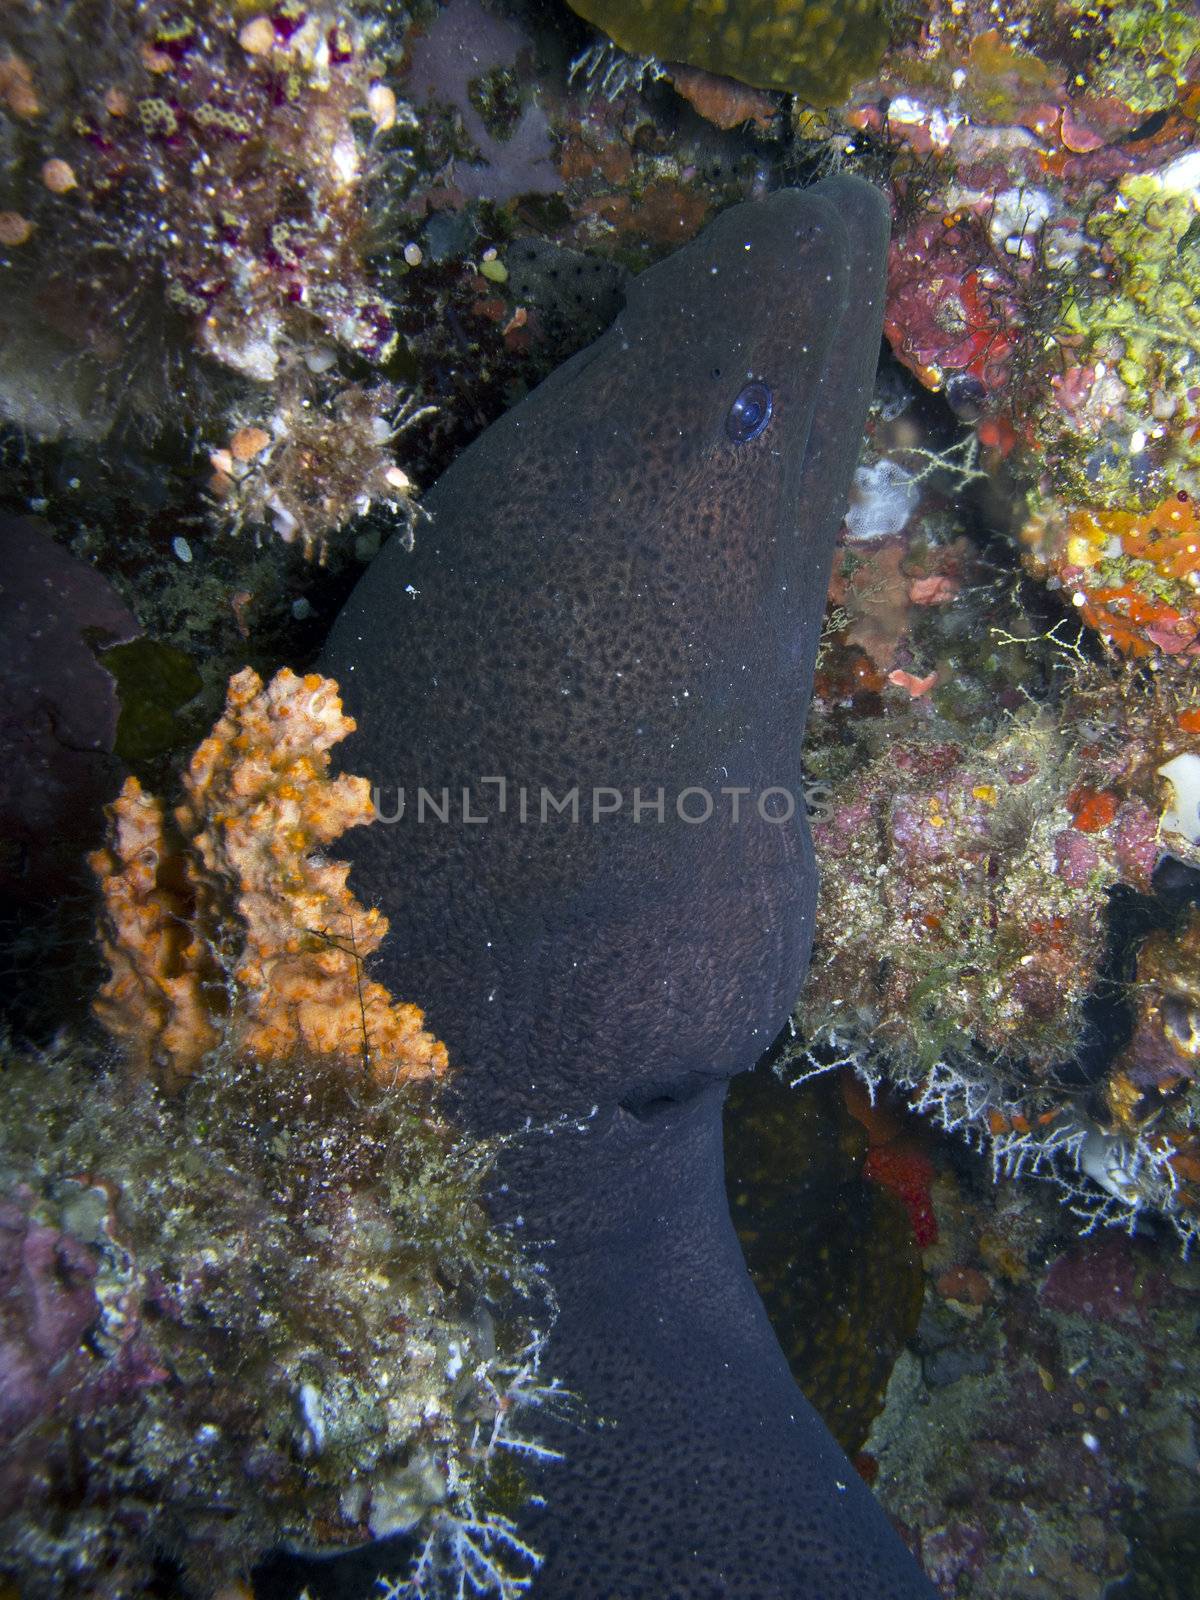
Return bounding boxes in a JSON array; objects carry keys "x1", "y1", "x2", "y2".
[
  {"x1": 829, "y1": 0, "x2": 1200, "y2": 660},
  {"x1": 1, "y1": 659, "x2": 559, "y2": 1597},
  {"x1": 800, "y1": 361, "x2": 1200, "y2": 1251},
  {"x1": 865, "y1": 1158, "x2": 1200, "y2": 1600},
  {"x1": 0, "y1": 0, "x2": 782, "y2": 559},
  {"x1": 91, "y1": 665, "x2": 448, "y2": 1089},
  {"x1": 0, "y1": 0, "x2": 397, "y2": 397},
  {"x1": 0, "y1": 1037, "x2": 559, "y2": 1600},
  {"x1": 793, "y1": 646, "x2": 1200, "y2": 1250},
  {"x1": 776, "y1": 0, "x2": 1200, "y2": 1256},
  {"x1": 0, "y1": 0, "x2": 436, "y2": 560}
]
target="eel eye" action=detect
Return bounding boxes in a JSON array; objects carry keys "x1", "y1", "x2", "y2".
[{"x1": 725, "y1": 381, "x2": 773, "y2": 443}]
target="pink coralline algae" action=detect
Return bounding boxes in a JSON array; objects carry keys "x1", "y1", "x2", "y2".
[
  {"x1": 884, "y1": 213, "x2": 1022, "y2": 404},
  {"x1": 0, "y1": 1184, "x2": 167, "y2": 1516},
  {"x1": 1038, "y1": 1231, "x2": 1157, "y2": 1326},
  {"x1": 919, "y1": 1520, "x2": 989, "y2": 1596},
  {"x1": 0, "y1": 1201, "x2": 100, "y2": 1439}
]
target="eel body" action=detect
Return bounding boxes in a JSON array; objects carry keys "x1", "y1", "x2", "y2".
[{"x1": 316, "y1": 175, "x2": 937, "y2": 1598}]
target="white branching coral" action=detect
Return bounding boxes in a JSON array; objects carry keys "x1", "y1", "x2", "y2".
[
  {"x1": 0, "y1": 1036, "x2": 565, "y2": 1597},
  {"x1": 787, "y1": 1023, "x2": 1199, "y2": 1257},
  {"x1": 384, "y1": 1508, "x2": 542, "y2": 1600},
  {"x1": 375, "y1": 1333, "x2": 569, "y2": 1600}
]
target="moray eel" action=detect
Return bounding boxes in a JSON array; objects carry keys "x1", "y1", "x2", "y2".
[{"x1": 314, "y1": 176, "x2": 935, "y2": 1598}]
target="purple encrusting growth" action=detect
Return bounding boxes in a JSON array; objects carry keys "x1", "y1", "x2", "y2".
[{"x1": 0, "y1": 1182, "x2": 169, "y2": 1519}]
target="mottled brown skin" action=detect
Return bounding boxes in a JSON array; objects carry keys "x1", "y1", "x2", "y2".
[{"x1": 310, "y1": 178, "x2": 937, "y2": 1598}]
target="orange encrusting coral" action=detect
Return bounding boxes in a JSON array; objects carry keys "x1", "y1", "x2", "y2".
[
  {"x1": 1021, "y1": 494, "x2": 1200, "y2": 659},
  {"x1": 90, "y1": 777, "x2": 222, "y2": 1080},
  {"x1": 91, "y1": 668, "x2": 448, "y2": 1090},
  {"x1": 1076, "y1": 586, "x2": 1194, "y2": 660},
  {"x1": 1115, "y1": 496, "x2": 1200, "y2": 582}
]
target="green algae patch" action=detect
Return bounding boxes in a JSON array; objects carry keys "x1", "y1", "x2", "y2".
[
  {"x1": 0, "y1": 1039, "x2": 560, "y2": 1599},
  {"x1": 1068, "y1": 0, "x2": 1200, "y2": 114},
  {"x1": 566, "y1": 0, "x2": 889, "y2": 103},
  {"x1": 102, "y1": 636, "x2": 204, "y2": 763}
]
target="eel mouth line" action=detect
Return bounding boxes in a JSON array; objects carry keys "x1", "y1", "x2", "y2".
[
  {"x1": 618, "y1": 1078, "x2": 713, "y2": 1121},
  {"x1": 617, "y1": 1026, "x2": 791, "y2": 1121}
]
